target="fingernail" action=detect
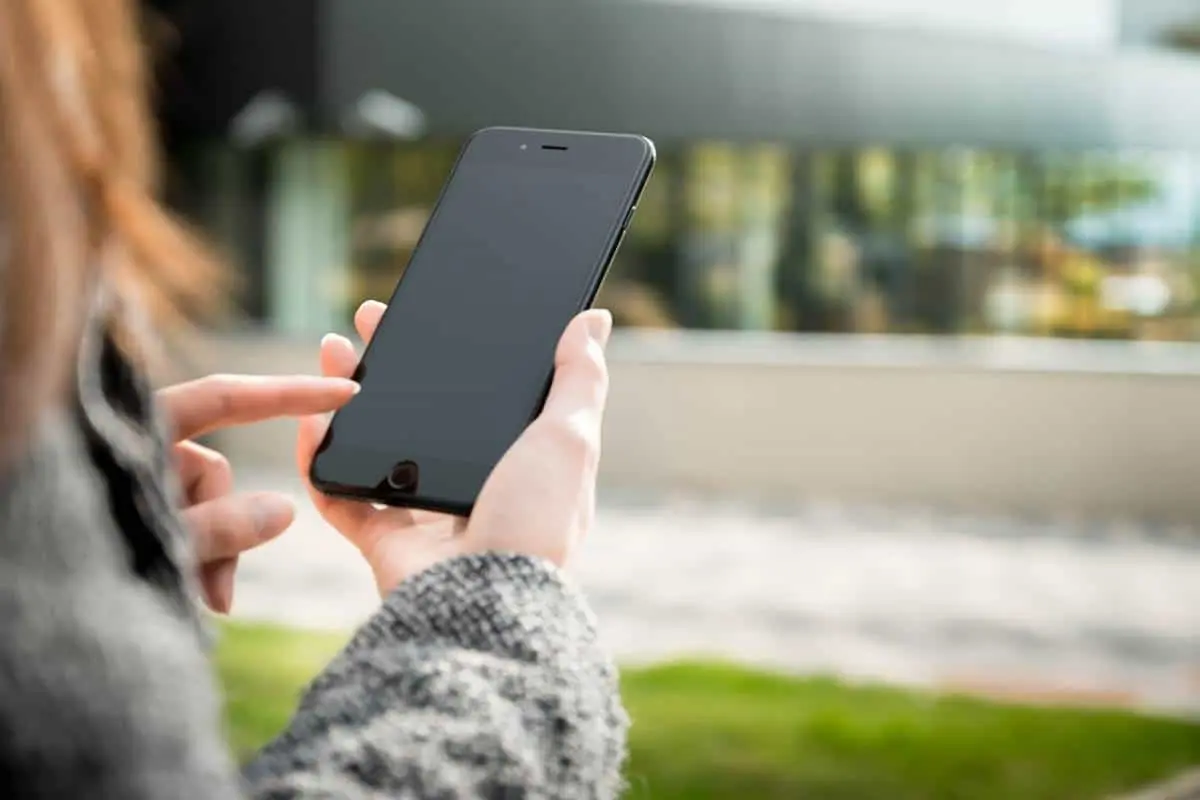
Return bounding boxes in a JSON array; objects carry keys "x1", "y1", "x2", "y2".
[
  {"x1": 586, "y1": 310, "x2": 613, "y2": 349},
  {"x1": 327, "y1": 376, "x2": 361, "y2": 394},
  {"x1": 252, "y1": 494, "x2": 295, "y2": 539}
]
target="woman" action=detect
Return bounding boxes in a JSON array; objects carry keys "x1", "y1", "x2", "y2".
[{"x1": 0, "y1": 1, "x2": 625, "y2": 797}]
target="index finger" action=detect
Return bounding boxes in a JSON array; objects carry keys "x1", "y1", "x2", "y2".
[{"x1": 161, "y1": 374, "x2": 360, "y2": 441}]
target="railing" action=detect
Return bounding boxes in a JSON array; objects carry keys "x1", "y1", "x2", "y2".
[{"x1": 196, "y1": 329, "x2": 1200, "y2": 521}]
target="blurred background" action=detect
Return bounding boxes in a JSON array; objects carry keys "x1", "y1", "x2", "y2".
[{"x1": 151, "y1": 1, "x2": 1200, "y2": 797}]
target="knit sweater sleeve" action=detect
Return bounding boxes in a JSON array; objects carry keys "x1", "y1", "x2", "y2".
[{"x1": 242, "y1": 552, "x2": 629, "y2": 800}]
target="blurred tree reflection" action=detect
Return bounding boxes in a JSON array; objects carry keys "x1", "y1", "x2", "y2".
[{"x1": 319, "y1": 139, "x2": 1190, "y2": 341}]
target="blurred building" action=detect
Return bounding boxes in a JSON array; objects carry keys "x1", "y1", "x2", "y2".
[
  {"x1": 153, "y1": 0, "x2": 1200, "y2": 341},
  {"x1": 150, "y1": 0, "x2": 1200, "y2": 519}
]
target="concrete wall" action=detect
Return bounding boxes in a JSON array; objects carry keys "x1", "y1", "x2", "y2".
[
  {"x1": 654, "y1": 0, "x2": 1118, "y2": 49},
  {"x1": 326, "y1": 0, "x2": 1200, "y2": 149},
  {"x1": 189, "y1": 331, "x2": 1200, "y2": 521},
  {"x1": 1121, "y1": 0, "x2": 1199, "y2": 46}
]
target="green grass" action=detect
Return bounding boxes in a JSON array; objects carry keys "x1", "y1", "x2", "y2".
[
  {"x1": 217, "y1": 622, "x2": 1200, "y2": 799},
  {"x1": 216, "y1": 622, "x2": 350, "y2": 756}
]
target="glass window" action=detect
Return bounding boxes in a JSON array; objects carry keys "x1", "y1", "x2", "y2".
[
  {"x1": 597, "y1": 148, "x2": 682, "y2": 329},
  {"x1": 165, "y1": 142, "x2": 272, "y2": 322},
  {"x1": 169, "y1": 138, "x2": 1200, "y2": 343},
  {"x1": 345, "y1": 140, "x2": 462, "y2": 322}
]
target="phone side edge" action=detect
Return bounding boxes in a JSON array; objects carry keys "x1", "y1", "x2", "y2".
[{"x1": 308, "y1": 132, "x2": 492, "y2": 499}]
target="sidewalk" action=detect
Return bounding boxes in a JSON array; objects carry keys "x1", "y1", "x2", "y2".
[{"x1": 231, "y1": 472, "x2": 1200, "y2": 716}]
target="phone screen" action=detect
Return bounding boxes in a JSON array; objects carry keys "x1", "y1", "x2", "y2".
[{"x1": 312, "y1": 129, "x2": 652, "y2": 511}]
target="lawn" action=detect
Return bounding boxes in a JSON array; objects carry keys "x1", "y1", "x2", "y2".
[{"x1": 217, "y1": 621, "x2": 1200, "y2": 799}]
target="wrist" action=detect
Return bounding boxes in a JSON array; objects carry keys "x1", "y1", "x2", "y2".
[
  {"x1": 360, "y1": 533, "x2": 465, "y2": 598},
  {"x1": 356, "y1": 552, "x2": 596, "y2": 661}
]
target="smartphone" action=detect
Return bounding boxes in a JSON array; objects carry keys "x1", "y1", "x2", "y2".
[{"x1": 310, "y1": 127, "x2": 655, "y2": 515}]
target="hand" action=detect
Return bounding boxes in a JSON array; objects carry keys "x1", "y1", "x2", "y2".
[
  {"x1": 297, "y1": 300, "x2": 612, "y2": 595},
  {"x1": 160, "y1": 374, "x2": 359, "y2": 613}
]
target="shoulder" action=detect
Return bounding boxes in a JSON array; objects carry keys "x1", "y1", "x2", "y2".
[
  {"x1": 0, "y1": 409, "x2": 130, "y2": 574},
  {"x1": 0, "y1": 412, "x2": 237, "y2": 797}
]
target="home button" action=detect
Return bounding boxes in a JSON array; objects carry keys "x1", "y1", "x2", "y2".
[{"x1": 386, "y1": 461, "x2": 419, "y2": 493}]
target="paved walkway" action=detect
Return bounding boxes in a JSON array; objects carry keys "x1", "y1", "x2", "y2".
[{"x1": 232, "y1": 473, "x2": 1200, "y2": 716}]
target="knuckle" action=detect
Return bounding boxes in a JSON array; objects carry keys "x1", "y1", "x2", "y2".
[
  {"x1": 215, "y1": 381, "x2": 237, "y2": 418},
  {"x1": 206, "y1": 504, "x2": 238, "y2": 538},
  {"x1": 203, "y1": 502, "x2": 252, "y2": 554},
  {"x1": 581, "y1": 340, "x2": 609, "y2": 385},
  {"x1": 554, "y1": 411, "x2": 601, "y2": 467},
  {"x1": 557, "y1": 344, "x2": 608, "y2": 404},
  {"x1": 207, "y1": 451, "x2": 233, "y2": 483},
  {"x1": 185, "y1": 442, "x2": 233, "y2": 490},
  {"x1": 197, "y1": 374, "x2": 238, "y2": 418}
]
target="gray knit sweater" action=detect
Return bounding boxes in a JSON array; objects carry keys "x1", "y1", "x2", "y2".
[{"x1": 0, "y1": 317, "x2": 627, "y2": 798}]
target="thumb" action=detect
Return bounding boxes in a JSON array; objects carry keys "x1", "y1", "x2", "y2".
[{"x1": 542, "y1": 310, "x2": 611, "y2": 425}]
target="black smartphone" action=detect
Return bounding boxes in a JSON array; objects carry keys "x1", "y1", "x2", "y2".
[{"x1": 310, "y1": 126, "x2": 655, "y2": 515}]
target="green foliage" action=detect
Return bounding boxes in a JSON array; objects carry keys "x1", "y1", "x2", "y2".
[
  {"x1": 1036, "y1": 158, "x2": 1159, "y2": 226},
  {"x1": 917, "y1": 152, "x2": 1160, "y2": 226},
  {"x1": 217, "y1": 622, "x2": 1200, "y2": 799},
  {"x1": 215, "y1": 622, "x2": 348, "y2": 756}
]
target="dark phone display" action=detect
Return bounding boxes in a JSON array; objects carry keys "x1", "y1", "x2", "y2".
[{"x1": 313, "y1": 136, "x2": 645, "y2": 509}]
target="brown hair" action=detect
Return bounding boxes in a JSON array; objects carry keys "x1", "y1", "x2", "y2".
[{"x1": 0, "y1": 0, "x2": 220, "y2": 465}]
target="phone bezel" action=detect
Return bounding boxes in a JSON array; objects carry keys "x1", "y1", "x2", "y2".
[{"x1": 309, "y1": 126, "x2": 656, "y2": 516}]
